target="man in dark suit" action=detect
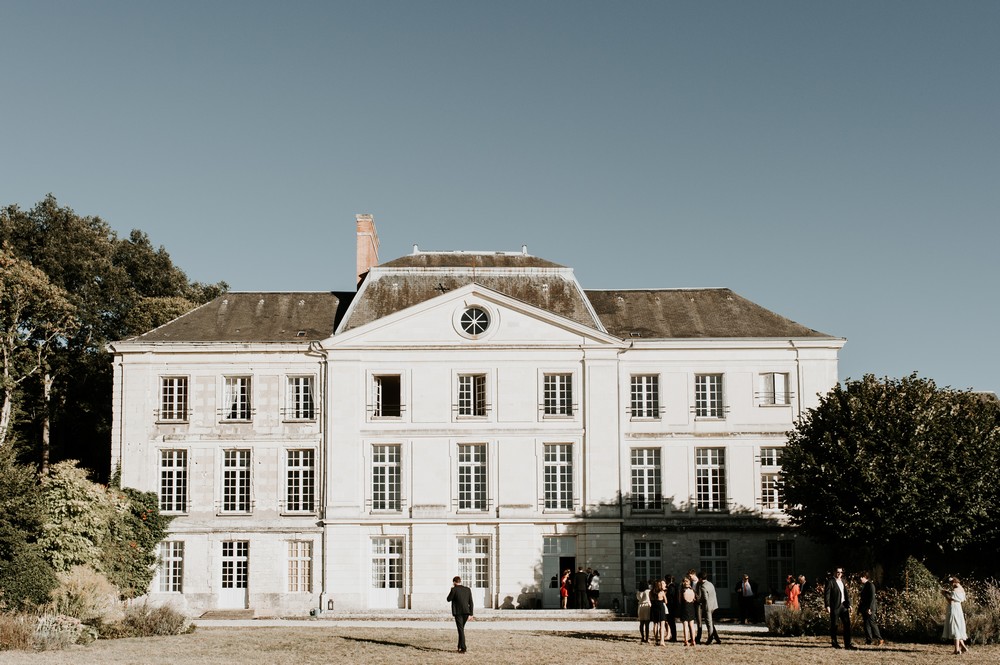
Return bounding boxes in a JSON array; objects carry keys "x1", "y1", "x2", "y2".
[
  {"x1": 733, "y1": 573, "x2": 758, "y2": 624},
  {"x1": 824, "y1": 567, "x2": 857, "y2": 649},
  {"x1": 858, "y1": 571, "x2": 884, "y2": 646},
  {"x1": 447, "y1": 575, "x2": 474, "y2": 653},
  {"x1": 573, "y1": 566, "x2": 590, "y2": 609}
]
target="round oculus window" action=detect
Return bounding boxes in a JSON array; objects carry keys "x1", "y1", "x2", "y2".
[{"x1": 460, "y1": 306, "x2": 490, "y2": 336}]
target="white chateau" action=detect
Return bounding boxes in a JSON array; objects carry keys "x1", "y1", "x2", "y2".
[{"x1": 110, "y1": 215, "x2": 844, "y2": 615}]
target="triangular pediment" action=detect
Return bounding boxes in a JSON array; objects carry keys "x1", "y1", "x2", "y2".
[{"x1": 322, "y1": 284, "x2": 624, "y2": 349}]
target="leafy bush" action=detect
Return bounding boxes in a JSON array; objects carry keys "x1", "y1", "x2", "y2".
[
  {"x1": 0, "y1": 524, "x2": 59, "y2": 612},
  {"x1": 0, "y1": 613, "x2": 35, "y2": 651},
  {"x1": 47, "y1": 565, "x2": 123, "y2": 626},
  {"x1": 98, "y1": 601, "x2": 192, "y2": 639},
  {"x1": 965, "y1": 579, "x2": 1000, "y2": 645}
]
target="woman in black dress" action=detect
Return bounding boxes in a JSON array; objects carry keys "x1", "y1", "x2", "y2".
[
  {"x1": 680, "y1": 577, "x2": 698, "y2": 646},
  {"x1": 650, "y1": 579, "x2": 668, "y2": 646}
]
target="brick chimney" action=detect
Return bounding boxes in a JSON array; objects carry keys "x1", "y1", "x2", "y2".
[{"x1": 356, "y1": 214, "x2": 379, "y2": 287}]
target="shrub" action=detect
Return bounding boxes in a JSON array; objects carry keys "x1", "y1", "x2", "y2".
[
  {"x1": 32, "y1": 614, "x2": 94, "y2": 650},
  {"x1": 98, "y1": 601, "x2": 192, "y2": 639},
  {"x1": 47, "y1": 565, "x2": 123, "y2": 626},
  {"x1": 0, "y1": 613, "x2": 35, "y2": 651},
  {"x1": 965, "y1": 579, "x2": 1000, "y2": 645},
  {"x1": 0, "y1": 524, "x2": 59, "y2": 612}
]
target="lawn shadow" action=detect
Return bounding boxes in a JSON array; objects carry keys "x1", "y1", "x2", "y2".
[
  {"x1": 736, "y1": 634, "x2": 930, "y2": 653},
  {"x1": 338, "y1": 635, "x2": 451, "y2": 653},
  {"x1": 547, "y1": 632, "x2": 635, "y2": 644}
]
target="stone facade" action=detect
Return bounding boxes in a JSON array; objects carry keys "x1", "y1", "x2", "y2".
[{"x1": 109, "y1": 220, "x2": 844, "y2": 616}]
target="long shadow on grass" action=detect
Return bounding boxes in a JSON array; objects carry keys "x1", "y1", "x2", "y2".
[
  {"x1": 734, "y1": 635, "x2": 928, "y2": 653},
  {"x1": 339, "y1": 636, "x2": 450, "y2": 653},
  {"x1": 547, "y1": 632, "x2": 635, "y2": 643}
]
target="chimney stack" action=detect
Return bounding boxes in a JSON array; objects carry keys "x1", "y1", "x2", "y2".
[{"x1": 356, "y1": 214, "x2": 379, "y2": 287}]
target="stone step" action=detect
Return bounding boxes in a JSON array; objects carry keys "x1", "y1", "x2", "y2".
[{"x1": 199, "y1": 609, "x2": 256, "y2": 620}]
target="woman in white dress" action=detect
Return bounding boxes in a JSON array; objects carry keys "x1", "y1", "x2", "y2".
[
  {"x1": 941, "y1": 576, "x2": 969, "y2": 655},
  {"x1": 635, "y1": 582, "x2": 652, "y2": 643}
]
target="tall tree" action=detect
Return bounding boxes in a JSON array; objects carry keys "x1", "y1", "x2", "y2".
[
  {"x1": 0, "y1": 195, "x2": 226, "y2": 478},
  {"x1": 782, "y1": 373, "x2": 1000, "y2": 573}
]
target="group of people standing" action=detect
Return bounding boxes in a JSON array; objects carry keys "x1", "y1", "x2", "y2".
[
  {"x1": 635, "y1": 570, "x2": 722, "y2": 647},
  {"x1": 559, "y1": 567, "x2": 601, "y2": 609}
]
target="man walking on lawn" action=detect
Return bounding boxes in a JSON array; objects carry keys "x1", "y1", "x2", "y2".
[{"x1": 447, "y1": 575, "x2": 474, "y2": 653}]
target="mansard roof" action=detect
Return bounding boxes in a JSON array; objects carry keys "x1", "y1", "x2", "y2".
[
  {"x1": 128, "y1": 292, "x2": 353, "y2": 342},
  {"x1": 586, "y1": 288, "x2": 834, "y2": 339},
  {"x1": 380, "y1": 251, "x2": 565, "y2": 269}
]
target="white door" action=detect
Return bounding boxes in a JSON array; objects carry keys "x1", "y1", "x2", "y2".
[
  {"x1": 219, "y1": 540, "x2": 249, "y2": 609},
  {"x1": 369, "y1": 537, "x2": 405, "y2": 608},
  {"x1": 542, "y1": 537, "x2": 576, "y2": 609},
  {"x1": 457, "y1": 536, "x2": 490, "y2": 609}
]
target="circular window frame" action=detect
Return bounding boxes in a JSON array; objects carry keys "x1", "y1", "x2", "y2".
[{"x1": 454, "y1": 304, "x2": 496, "y2": 340}]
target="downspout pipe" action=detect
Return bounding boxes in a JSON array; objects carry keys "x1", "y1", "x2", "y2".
[{"x1": 306, "y1": 340, "x2": 330, "y2": 611}]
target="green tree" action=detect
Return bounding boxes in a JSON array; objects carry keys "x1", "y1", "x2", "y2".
[
  {"x1": 0, "y1": 195, "x2": 226, "y2": 477},
  {"x1": 782, "y1": 373, "x2": 1000, "y2": 573}
]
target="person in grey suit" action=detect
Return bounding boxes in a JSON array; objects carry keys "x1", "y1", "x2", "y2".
[
  {"x1": 695, "y1": 570, "x2": 722, "y2": 644},
  {"x1": 447, "y1": 575, "x2": 475, "y2": 653}
]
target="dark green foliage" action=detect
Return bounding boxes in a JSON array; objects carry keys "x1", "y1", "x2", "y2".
[
  {"x1": 0, "y1": 523, "x2": 58, "y2": 612},
  {"x1": 782, "y1": 374, "x2": 1000, "y2": 573},
  {"x1": 102, "y1": 487, "x2": 173, "y2": 599},
  {"x1": 0, "y1": 195, "x2": 227, "y2": 479}
]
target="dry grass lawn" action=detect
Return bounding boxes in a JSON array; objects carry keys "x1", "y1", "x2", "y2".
[{"x1": 1, "y1": 627, "x2": 995, "y2": 665}]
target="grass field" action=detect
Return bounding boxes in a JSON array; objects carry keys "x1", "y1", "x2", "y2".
[{"x1": 0, "y1": 627, "x2": 994, "y2": 665}]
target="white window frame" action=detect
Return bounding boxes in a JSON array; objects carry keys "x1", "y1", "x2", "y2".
[
  {"x1": 158, "y1": 541, "x2": 184, "y2": 593},
  {"x1": 759, "y1": 446, "x2": 784, "y2": 511},
  {"x1": 543, "y1": 443, "x2": 574, "y2": 511},
  {"x1": 287, "y1": 540, "x2": 313, "y2": 593},
  {"x1": 371, "y1": 444, "x2": 402, "y2": 512},
  {"x1": 221, "y1": 540, "x2": 249, "y2": 590},
  {"x1": 695, "y1": 447, "x2": 727, "y2": 511},
  {"x1": 457, "y1": 536, "x2": 490, "y2": 589},
  {"x1": 221, "y1": 449, "x2": 252, "y2": 514},
  {"x1": 456, "y1": 372, "x2": 489, "y2": 419},
  {"x1": 758, "y1": 372, "x2": 791, "y2": 406},
  {"x1": 370, "y1": 372, "x2": 404, "y2": 420},
  {"x1": 284, "y1": 448, "x2": 316, "y2": 513},
  {"x1": 630, "y1": 374, "x2": 660, "y2": 420},
  {"x1": 371, "y1": 536, "x2": 404, "y2": 589},
  {"x1": 542, "y1": 372, "x2": 574, "y2": 417},
  {"x1": 694, "y1": 374, "x2": 725, "y2": 419},
  {"x1": 630, "y1": 448, "x2": 662, "y2": 511},
  {"x1": 222, "y1": 375, "x2": 253, "y2": 421},
  {"x1": 634, "y1": 540, "x2": 662, "y2": 590},
  {"x1": 285, "y1": 375, "x2": 317, "y2": 421},
  {"x1": 699, "y1": 540, "x2": 729, "y2": 589},
  {"x1": 159, "y1": 449, "x2": 188, "y2": 513},
  {"x1": 457, "y1": 443, "x2": 488, "y2": 512},
  {"x1": 159, "y1": 376, "x2": 189, "y2": 422}
]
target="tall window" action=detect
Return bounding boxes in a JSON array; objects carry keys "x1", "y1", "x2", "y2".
[
  {"x1": 696, "y1": 447, "x2": 727, "y2": 511},
  {"x1": 694, "y1": 374, "x2": 724, "y2": 418},
  {"x1": 630, "y1": 375, "x2": 659, "y2": 419},
  {"x1": 457, "y1": 444, "x2": 487, "y2": 511},
  {"x1": 457, "y1": 537, "x2": 489, "y2": 589},
  {"x1": 457, "y1": 374, "x2": 488, "y2": 417},
  {"x1": 630, "y1": 448, "x2": 662, "y2": 510},
  {"x1": 699, "y1": 540, "x2": 729, "y2": 589},
  {"x1": 285, "y1": 449, "x2": 316, "y2": 512},
  {"x1": 286, "y1": 376, "x2": 316, "y2": 420},
  {"x1": 758, "y1": 372, "x2": 790, "y2": 406},
  {"x1": 160, "y1": 377, "x2": 189, "y2": 422},
  {"x1": 760, "y1": 447, "x2": 784, "y2": 510},
  {"x1": 543, "y1": 373, "x2": 573, "y2": 416},
  {"x1": 158, "y1": 541, "x2": 184, "y2": 592},
  {"x1": 222, "y1": 449, "x2": 251, "y2": 513},
  {"x1": 221, "y1": 541, "x2": 249, "y2": 590},
  {"x1": 543, "y1": 444, "x2": 574, "y2": 510},
  {"x1": 371, "y1": 537, "x2": 403, "y2": 589},
  {"x1": 372, "y1": 444, "x2": 401, "y2": 511},
  {"x1": 766, "y1": 540, "x2": 795, "y2": 594},
  {"x1": 223, "y1": 376, "x2": 252, "y2": 421},
  {"x1": 287, "y1": 541, "x2": 313, "y2": 592},
  {"x1": 634, "y1": 540, "x2": 662, "y2": 590},
  {"x1": 159, "y1": 450, "x2": 188, "y2": 513},
  {"x1": 373, "y1": 375, "x2": 402, "y2": 418}
]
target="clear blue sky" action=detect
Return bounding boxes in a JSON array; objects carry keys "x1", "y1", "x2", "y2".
[{"x1": 2, "y1": 1, "x2": 997, "y2": 392}]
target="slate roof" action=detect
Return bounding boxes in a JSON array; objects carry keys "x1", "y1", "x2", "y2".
[
  {"x1": 380, "y1": 252, "x2": 565, "y2": 269},
  {"x1": 585, "y1": 288, "x2": 834, "y2": 339},
  {"x1": 126, "y1": 292, "x2": 353, "y2": 342}
]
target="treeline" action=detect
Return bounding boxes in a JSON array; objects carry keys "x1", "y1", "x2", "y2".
[{"x1": 1, "y1": 194, "x2": 226, "y2": 478}]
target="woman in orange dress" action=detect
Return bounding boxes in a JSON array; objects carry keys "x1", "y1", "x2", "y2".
[{"x1": 785, "y1": 574, "x2": 801, "y2": 610}]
